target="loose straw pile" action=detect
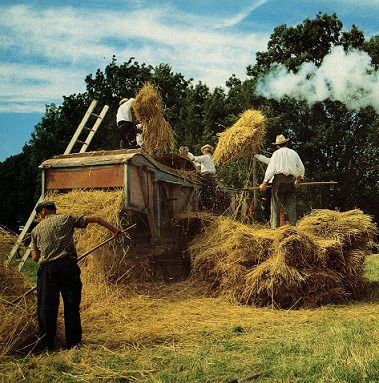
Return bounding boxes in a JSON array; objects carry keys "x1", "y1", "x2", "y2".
[
  {"x1": 0, "y1": 246, "x2": 38, "y2": 356},
  {"x1": 189, "y1": 209, "x2": 377, "y2": 308},
  {"x1": 133, "y1": 83, "x2": 174, "y2": 154},
  {"x1": 213, "y1": 109, "x2": 266, "y2": 165},
  {"x1": 45, "y1": 189, "x2": 152, "y2": 283}
]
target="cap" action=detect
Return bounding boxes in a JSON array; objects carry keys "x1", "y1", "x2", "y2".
[{"x1": 35, "y1": 200, "x2": 56, "y2": 213}]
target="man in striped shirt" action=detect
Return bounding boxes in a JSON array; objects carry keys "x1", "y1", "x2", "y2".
[{"x1": 30, "y1": 200, "x2": 121, "y2": 351}]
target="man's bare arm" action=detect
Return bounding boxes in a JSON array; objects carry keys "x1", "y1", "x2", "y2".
[{"x1": 85, "y1": 215, "x2": 121, "y2": 236}]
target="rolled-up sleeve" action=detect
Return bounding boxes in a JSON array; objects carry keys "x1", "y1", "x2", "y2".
[{"x1": 71, "y1": 215, "x2": 88, "y2": 228}]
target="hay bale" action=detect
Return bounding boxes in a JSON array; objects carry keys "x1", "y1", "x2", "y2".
[
  {"x1": 133, "y1": 83, "x2": 174, "y2": 154},
  {"x1": 241, "y1": 253, "x2": 304, "y2": 308},
  {"x1": 213, "y1": 109, "x2": 266, "y2": 165},
  {"x1": 297, "y1": 209, "x2": 377, "y2": 250}
]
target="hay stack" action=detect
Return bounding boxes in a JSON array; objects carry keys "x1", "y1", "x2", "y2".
[
  {"x1": 133, "y1": 83, "x2": 174, "y2": 154},
  {"x1": 189, "y1": 209, "x2": 377, "y2": 308},
  {"x1": 213, "y1": 109, "x2": 266, "y2": 165}
]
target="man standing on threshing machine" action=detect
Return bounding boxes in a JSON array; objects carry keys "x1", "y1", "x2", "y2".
[
  {"x1": 259, "y1": 134, "x2": 305, "y2": 229},
  {"x1": 187, "y1": 144, "x2": 217, "y2": 210},
  {"x1": 116, "y1": 98, "x2": 139, "y2": 149},
  {"x1": 30, "y1": 200, "x2": 121, "y2": 351}
]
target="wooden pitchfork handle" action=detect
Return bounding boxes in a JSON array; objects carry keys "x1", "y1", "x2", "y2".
[{"x1": 11, "y1": 224, "x2": 136, "y2": 305}]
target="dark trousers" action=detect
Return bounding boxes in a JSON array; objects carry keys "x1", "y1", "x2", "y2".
[
  {"x1": 37, "y1": 258, "x2": 82, "y2": 349},
  {"x1": 118, "y1": 121, "x2": 137, "y2": 149},
  {"x1": 270, "y1": 174, "x2": 296, "y2": 229}
]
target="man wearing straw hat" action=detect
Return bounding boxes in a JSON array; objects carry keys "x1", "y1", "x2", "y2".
[
  {"x1": 30, "y1": 200, "x2": 121, "y2": 351},
  {"x1": 116, "y1": 97, "x2": 139, "y2": 149},
  {"x1": 259, "y1": 134, "x2": 305, "y2": 229},
  {"x1": 188, "y1": 144, "x2": 217, "y2": 210}
]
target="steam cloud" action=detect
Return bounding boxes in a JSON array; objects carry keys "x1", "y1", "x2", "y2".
[{"x1": 256, "y1": 45, "x2": 379, "y2": 113}]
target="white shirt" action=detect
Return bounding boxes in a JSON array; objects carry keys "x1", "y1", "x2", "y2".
[
  {"x1": 263, "y1": 147, "x2": 305, "y2": 183},
  {"x1": 188, "y1": 153, "x2": 216, "y2": 174},
  {"x1": 136, "y1": 124, "x2": 143, "y2": 147},
  {"x1": 254, "y1": 154, "x2": 270, "y2": 165},
  {"x1": 116, "y1": 98, "x2": 135, "y2": 123}
]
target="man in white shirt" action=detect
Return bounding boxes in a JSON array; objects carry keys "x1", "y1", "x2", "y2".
[
  {"x1": 116, "y1": 98, "x2": 138, "y2": 149},
  {"x1": 187, "y1": 144, "x2": 216, "y2": 175},
  {"x1": 187, "y1": 144, "x2": 217, "y2": 211},
  {"x1": 259, "y1": 134, "x2": 305, "y2": 228}
]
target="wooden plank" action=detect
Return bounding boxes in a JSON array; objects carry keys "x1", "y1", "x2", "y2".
[{"x1": 45, "y1": 165, "x2": 124, "y2": 189}]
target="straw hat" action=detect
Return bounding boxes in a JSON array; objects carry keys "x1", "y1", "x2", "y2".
[
  {"x1": 119, "y1": 98, "x2": 129, "y2": 106},
  {"x1": 201, "y1": 144, "x2": 214, "y2": 153},
  {"x1": 272, "y1": 134, "x2": 289, "y2": 145}
]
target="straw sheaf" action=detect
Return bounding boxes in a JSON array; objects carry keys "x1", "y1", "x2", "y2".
[
  {"x1": 275, "y1": 232, "x2": 326, "y2": 269},
  {"x1": 189, "y1": 216, "x2": 275, "y2": 291},
  {"x1": 133, "y1": 83, "x2": 175, "y2": 154},
  {"x1": 297, "y1": 209, "x2": 377, "y2": 250},
  {"x1": 241, "y1": 253, "x2": 305, "y2": 308},
  {"x1": 301, "y1": 270, "x2": 350, "y2": 308},
  {"x1": 213, "y1": 109, "x2": 266, "y2": 165}
]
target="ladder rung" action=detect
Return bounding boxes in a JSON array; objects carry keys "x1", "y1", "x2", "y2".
[
  {"x1": 84, "y1": 127, "x2": 96, "y2": 132},
  {"x1": 91, "y1": 113, "x2": 103, "y2": 119},
  {"x1": 76, "y1": 140, "x2": 88, "y2": 145}
]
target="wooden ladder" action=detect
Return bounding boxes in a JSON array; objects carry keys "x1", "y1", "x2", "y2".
[{"x1": 5, "y1": 99, "x2": 109, "y2": 270}]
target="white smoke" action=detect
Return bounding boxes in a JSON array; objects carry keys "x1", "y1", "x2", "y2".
[{"x1": 256, "y1": 45, "x2": 379, "y2": 113}]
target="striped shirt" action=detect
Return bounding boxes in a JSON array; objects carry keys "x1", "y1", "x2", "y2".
[{"x1": 30, "y1": 214, "x2": 88, "y2": 264}]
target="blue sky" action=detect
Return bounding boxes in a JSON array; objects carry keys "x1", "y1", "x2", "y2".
[{"x1": 0, "y1": 0, "x2": 378, "y2": 161}]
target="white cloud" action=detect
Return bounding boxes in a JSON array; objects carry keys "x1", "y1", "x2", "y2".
[
  {"x1": 215, "y1": 0, "x2": 269, "y2": 28},
  {"x1": 0, "y1": 4, "x2": 269, "y2": 113}
]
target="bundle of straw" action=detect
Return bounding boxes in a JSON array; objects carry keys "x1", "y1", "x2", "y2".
[
  {"x1": 213, "y1": 109, "x2": 266, "y2": 165},
  {"x1": 133, "y1": 83, "x2": 175, "y2": 154},
  {"x1": 189, "y1": 214, "x2": 275, "y2": 297},
  {"x1": 297, "y1": 209, "x2": 377, "y2": 250},
  {"x1": 188, "y1": 209, "x2": 376, "y2": 309},
  {"x1": 241, "y1": 253, "x2": 304, "y2": 308}
]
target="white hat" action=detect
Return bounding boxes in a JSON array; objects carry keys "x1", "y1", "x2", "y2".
[
  {"x1": 119, "y1": 98, "x2": 129, "y2": 106},
  {"x1": 273, "y1": 134, "x2": 289, "y2": 145},
  {"x1": 201, "y1": 144, "x2": 214, "y2": 153}
]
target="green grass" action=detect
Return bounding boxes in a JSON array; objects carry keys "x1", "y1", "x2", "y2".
[{"x1": 1, "y1": 255, "x2": 379, "y2": 383}]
